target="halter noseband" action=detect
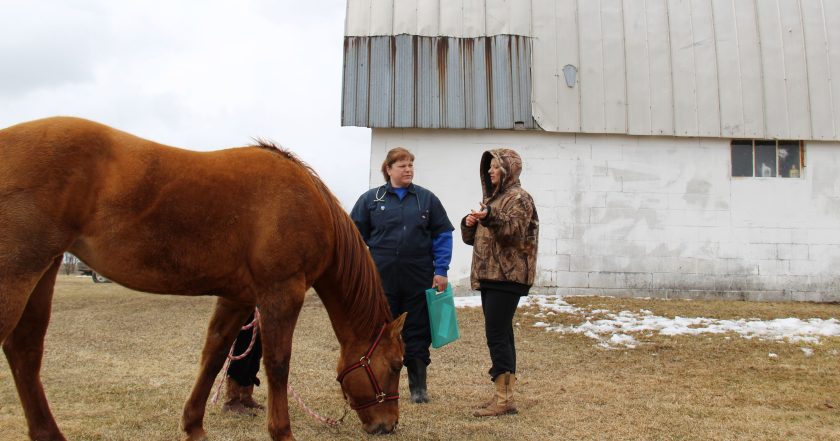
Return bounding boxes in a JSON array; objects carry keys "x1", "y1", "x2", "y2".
[{"x1": 336, "y1": 324, "x2": 399, "y2": 410}]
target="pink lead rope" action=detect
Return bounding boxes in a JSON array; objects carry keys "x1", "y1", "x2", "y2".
[
  {"x1": 288, "y1": 383, "x2": 346, "y2": 427},
  {"x1": 210, "y1": 308, "x2": 345, "y2": 427},
  {"x1": 211, "y1": 309, "x2": 261, "y2": 404}
]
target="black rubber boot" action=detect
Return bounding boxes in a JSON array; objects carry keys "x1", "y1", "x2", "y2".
[{"x1": 406, "y1": 359, "x2": 429, "y2": 403}]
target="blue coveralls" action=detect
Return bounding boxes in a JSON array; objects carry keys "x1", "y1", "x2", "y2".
[{"x1": 351, "y1": 182, "x2": 454, "y2": 366}]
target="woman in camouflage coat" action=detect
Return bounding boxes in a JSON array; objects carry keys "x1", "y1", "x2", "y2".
[{"x1": 461, "y1": 148, "x2": 538, "y2": 417}]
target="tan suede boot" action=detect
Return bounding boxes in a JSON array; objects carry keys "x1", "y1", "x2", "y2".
[
  {"x1": 239, "y1": 384, "x2": 265, "y2": 410},
  {"x1": 476, "y1": 384, "x2": 497, "y2": 409},
  {"x1": 477, "y1": 394, "x2": 495, "y2": 409},
  {"x1": 473, "y1": 373, "x2": 517, "y2": 417},
  {"x1": 222, "y1": 378, "x2": 254, "y2": 415}
]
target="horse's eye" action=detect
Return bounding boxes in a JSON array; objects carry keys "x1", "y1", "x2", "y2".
[{"x1": 390, "y1": 364, "x2": 402, "y2": 374}]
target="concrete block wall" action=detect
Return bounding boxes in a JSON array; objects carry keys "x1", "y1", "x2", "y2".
[{"x1": 369, "y1": 129, "x2": 840, "y2": 302}]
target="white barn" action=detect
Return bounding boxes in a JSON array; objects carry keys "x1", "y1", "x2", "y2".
[{"x1": 342, "y1": 0, "x2": 840, "y2": 302}]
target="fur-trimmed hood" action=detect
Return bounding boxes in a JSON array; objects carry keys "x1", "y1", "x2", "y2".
[{"x1": 480, "y1": 148, "x2": 523, "y2": 201}]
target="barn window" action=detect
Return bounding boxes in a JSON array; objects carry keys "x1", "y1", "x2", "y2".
[{"x1": 730, "y1": 140, "x2": 803, "y2": 178}]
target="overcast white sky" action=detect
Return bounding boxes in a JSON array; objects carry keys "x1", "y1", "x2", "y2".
[{"x1": 0, "y1": 0, "x2": 371, "y2": 208}]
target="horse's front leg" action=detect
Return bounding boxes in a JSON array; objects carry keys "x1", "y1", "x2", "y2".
[
  {"x1": 181, "y1": 297, "x2": 253, "y2": 441},
  {"x1": 2, "y1": 258, "x2": 65, "y2": 441},
  {"x1": 258, "y1": 278, "x2": 306, "y2": 441}
]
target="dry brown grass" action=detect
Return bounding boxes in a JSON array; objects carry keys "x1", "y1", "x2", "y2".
[{"x1": 0, "y1": 276, "x2": 838, "y2": 440}]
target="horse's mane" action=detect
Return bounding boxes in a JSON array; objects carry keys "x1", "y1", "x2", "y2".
[{"x1": 253, "y1": 140, "x2": 393, "y2": 333}]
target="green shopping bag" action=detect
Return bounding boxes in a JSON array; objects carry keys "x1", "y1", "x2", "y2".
[{"x1": 425, "y1": 284, "x2": 460, "y2": 348}]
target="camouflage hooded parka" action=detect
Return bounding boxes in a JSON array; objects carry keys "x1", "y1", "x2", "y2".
[{"x1": 461, "y1": 149, "x2": 539, "y2": 291}]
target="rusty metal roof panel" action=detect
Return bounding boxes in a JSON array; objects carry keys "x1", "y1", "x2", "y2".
[
  {"x1": 512, "y1": 37, "x2": 532, "y2": 126},
  {"x1": 443, "y1": 37, "x2": 466, "y2": 128},
  {"x1": 490, "y1": 35, "x2": 513, "y2": 129},
  {"x1": 342, "y1": 35, "x2": 535, "y2": 130},
  {"x1": 417, "y1": 37, "x2": 441, "y2": 128},
  {"x1": 394, "y1": 35, "x2": 414, "y2": 127},
  {"x1": 341, "y1": 38, "x2": 358, "y2": 127},
  {"x1": 341, "y1": 37, "x2": 370, "y2": 128},
  {"x1": 368, "y1": 36, "x2": 393, "y2": 127},
  {"x1": 464, "y1": 37, "x2": 489, "y2": 129}
]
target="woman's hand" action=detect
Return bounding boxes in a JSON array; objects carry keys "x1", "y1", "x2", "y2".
[
  {"x1": 470, "y1": 203, "x2": 488, "y2": 219},
  {"x1": 465, "y1": 203, "x2": 487, "y2": 227},
  {"x1": 432, "y1": 275, "x2": 448, "y2": 292},
  {"x1": 465, "y1": 214, "x2": 477, "y2": 227}
]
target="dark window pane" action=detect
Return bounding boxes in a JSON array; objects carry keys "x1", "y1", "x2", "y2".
[
  {"x1": 778, "y1": 141, "x2": 801, "y2": 178},
  {"x1": 731, "y1": 140, "x2": 753, "y2": 177},
  {"x1": 754, "y1": 141, "x2": 776, "y2": 177}
]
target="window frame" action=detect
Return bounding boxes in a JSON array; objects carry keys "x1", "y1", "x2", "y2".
[{"x1": 730, "y1": 139, "x2": 805, "y2": 178}]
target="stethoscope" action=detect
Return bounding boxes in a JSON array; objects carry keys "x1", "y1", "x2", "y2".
[
  {"x1": 373, "y1": 186, "x2": 387, "y2": 202},
  {"x1": 373, "y1": 185, "x2": 424, "y2": 217}
]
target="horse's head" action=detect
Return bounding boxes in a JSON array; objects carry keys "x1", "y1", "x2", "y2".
[{"x1": 336, "y1": 312, "x2": 406, "y2": 434}]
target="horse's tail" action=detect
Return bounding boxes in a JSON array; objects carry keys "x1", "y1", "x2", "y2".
[{"x1": 254, "y1": 141, "x2": 391, "y2": 332}]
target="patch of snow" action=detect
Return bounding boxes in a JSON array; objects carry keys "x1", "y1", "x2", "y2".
[{"x1": 456, "y1": 294, "x2": 840, "y2": 349}]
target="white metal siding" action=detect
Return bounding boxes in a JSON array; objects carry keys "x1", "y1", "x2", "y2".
[
  {"x1": 826, "y1": 1, "x2": 840, "y2": 137},
  {"x1": 346, "y1": 0, "x2": 840, "y2": 141},
  {"x1": 347, "y1": 0, "x2": 532, "y2": 37}
]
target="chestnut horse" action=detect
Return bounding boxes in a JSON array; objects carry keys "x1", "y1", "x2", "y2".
[{"x1": 0, "y1": 117, "x2": 406, "y2": 441}]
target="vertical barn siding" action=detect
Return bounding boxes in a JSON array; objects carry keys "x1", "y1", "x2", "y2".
[
  {"x1": 732, "y1": 0, "x2": 765, "y2": 138},
  {"x1": 602, "y1": 0, "x2": 627, "y2": 134},
  {"x1": 778, "y1": 0, "x2": 812, "y2": 139},
  {"x1": 801, "y1": 0, "x2": 834, "y2": 139},
  {"x1": 417, "y1": 0, "x2": 440, "y2": 36},
  {"x1": 417, "y1": 38, "x2": 441, "y2": 128},
  {"x1": 624, "y1": 0, "x2": 652, "y2": 135},
  {"x1": 342, "y1": 35, "x2": 535, "y2": 129},
  {"x1": 463, "y1": 0, "x2": 488, "y2": 37},
  {"x1": 490, "y1": 36, "x2": 514, "y2": 128},
  {"x1": 647, "y1": 0, "x2": 675, "y2": 135},
  {"x1": 512, "y1": 37, "x2": 532, "y2": 125},
  {"x1": 825, "y1": 0, "x2": 840, "y2": 139},
  {"x1": 669, "y1": 0, "x2": 699, "y2": 136},
  {"x1": 392, "y1": 0, "x2": 417, "y2": 35},
  {"x1": 369, "y1": 0, "x2": 393, "y2": 35},
  {"x1": 541, "y1": 0, "x2": 579, "y2": 132},
  {"x1": 344, "y1": 0, "x2": 840, "y2": 141},
  {"x1": 466, "y1": 38, "x2": 490, "y2": 128},
  {"x1": 368, "y1": 37, "x2": 393, "y2": 127},
  {"x1": 444, "y1": 38, "x2": 468, "y2": 128},
  {"x1": 578, "y1": 0, "x2": 606, "y2": 133},
  {"x1": 394, "y1": 35, "x2": 414, "y2": 127},
  {"x1": 691, "y1": 0, "x2": 721, "y2": 137},
  {"x1": 756, "y1": 1, "x2": 790, "y2": 139},
  {"x1": 712, "y1": 0, "x2": 745, "y2": 138}
]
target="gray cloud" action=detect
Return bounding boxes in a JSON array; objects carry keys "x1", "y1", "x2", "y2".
[{"x1": 0, "y1": 0, "x2": 371, "y2": 208}]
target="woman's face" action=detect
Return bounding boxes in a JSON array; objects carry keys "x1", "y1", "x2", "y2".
[
  {"x1": 488, "y1": 158, "x2": 502, "y2": 187},
  {"x1": 387, "y1": 159, "x2": 414, "y2": 188}
]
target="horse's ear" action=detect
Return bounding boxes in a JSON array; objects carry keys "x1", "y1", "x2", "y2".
[{"x1": 390, "y1": 312, "x2": 408, "y2": 338}]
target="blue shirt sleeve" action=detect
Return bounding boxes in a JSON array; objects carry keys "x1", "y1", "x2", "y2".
[{"x1": 431, "y1": 230, "x2": 453, "y2": 277}]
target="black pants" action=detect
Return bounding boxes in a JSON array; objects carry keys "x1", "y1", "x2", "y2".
[
  {"x1": 374, "y1": 253, "x2": 433, "y2": 366},
  {"x1": 480, "y1": 288, "x2": 521, "y2": 381},
  {"x1": 227, "y1": 312, "x2": 262, "y2": 387}
]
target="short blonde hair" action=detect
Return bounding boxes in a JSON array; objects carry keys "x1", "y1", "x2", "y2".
[{"x1": 380, "y1": 147, "x2": 415, "y2": 182}]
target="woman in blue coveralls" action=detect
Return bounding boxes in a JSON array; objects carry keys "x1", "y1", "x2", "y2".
[{"x1": 351, "y1": 147, "x2": 454, "y2": 404}]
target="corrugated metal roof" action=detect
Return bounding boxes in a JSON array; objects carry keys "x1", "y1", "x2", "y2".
[{"x1": 342, "y1": 34, "x2": 535, "y2": 130}]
